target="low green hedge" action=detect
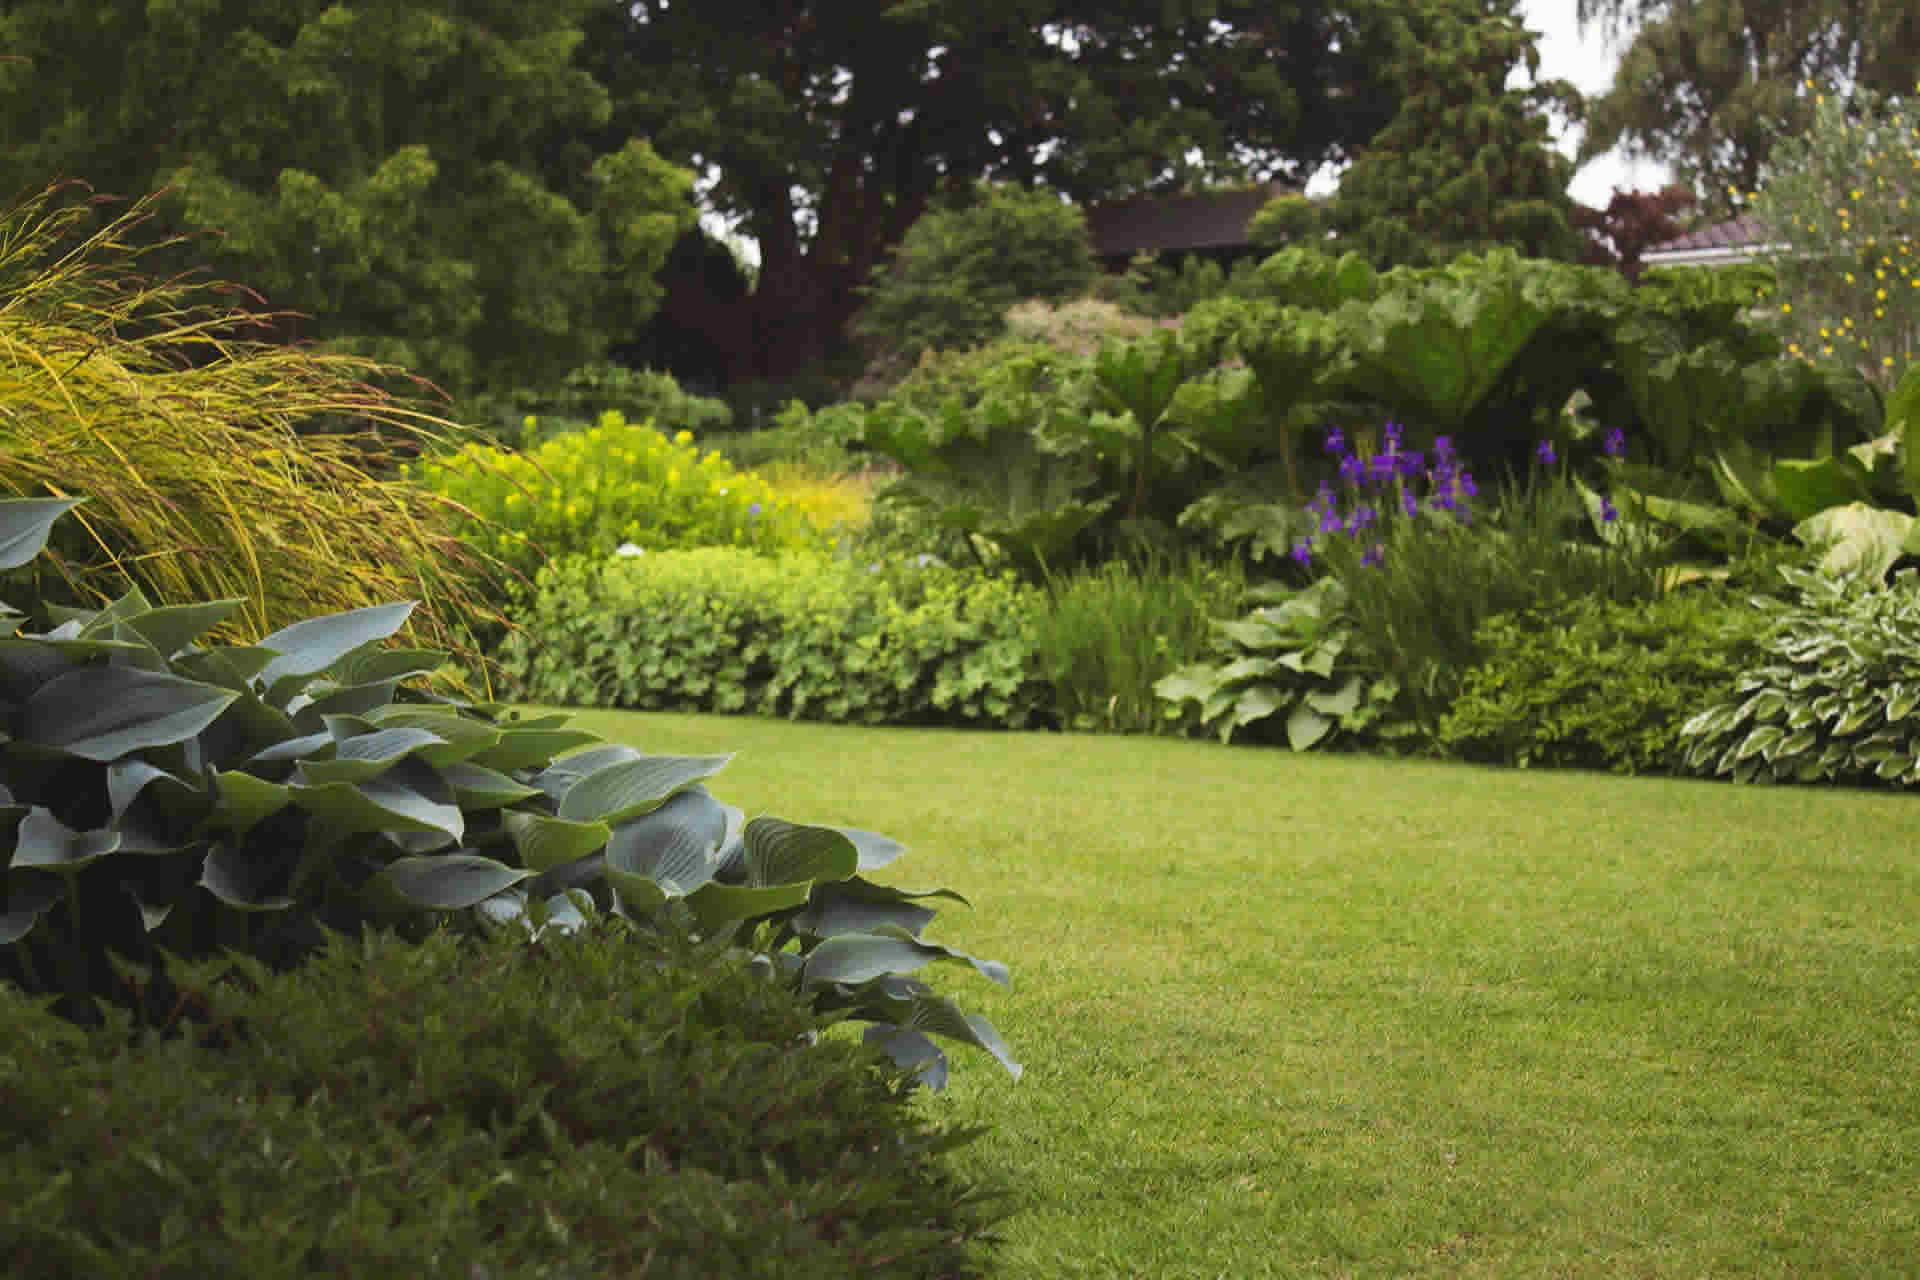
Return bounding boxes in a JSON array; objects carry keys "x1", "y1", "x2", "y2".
[
  {"x1": 500, "y1": 547, "x2": 1051, "y2": 728},
  {"x1": 1436, "y1": 586, "x2": 1772, "y2": 774},
  {"x1": 0, "y1": 914, "x2": 1003, "y2": 1277}
]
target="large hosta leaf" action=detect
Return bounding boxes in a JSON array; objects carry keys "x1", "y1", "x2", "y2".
[
  {"x1": 556, "y1": 753, "x2": 733, "y2": 825},
  {"x1": 530, "y1": 743, "x2": 649, "y2": 802},
  {"x1": 0, "y1": 869, "x2": 65, "y2": 943},
  {"x1": 470, "y1": 726, "x2": 602, "y2": 772},
  {"x1": 790, "y1": 877, "x2": 970, "y2": 941},
  {"x1": 121, "y1": 600, "x2": 249, "y2": 659},
  {"x1": 200, "y1": 839, "x2": 300, "y2": 911},
  {"x1": 288, "y1": 758, "x2": 462, "y2": 843},
  {"x1": 801, "y1": 929, "x2": 1009, "y2": 988},
  {"x1": 739, "y1": 818, "x2": 859, "y2": 888},
  {"x1": 209, "y1": 770, "x2": 292, "y2": 835},
  {"x1": 374, "y1": 854, "x2": 533, "y2": 910},
  {"x1": 0, "y1": 497, "x2": 83, "y2": 570},
  {"x1": 438, "y1": 761, "x2": 539, "y2": 809},
  {"x1": 684, "y1": 879, "x2": 813, "y2": 933},
  {"x1": 23, "y1": 665, "x2": 237, "y2": 761},
  {"x1": 601, "y1": 787, "x2": 728, "y2": 907},
  {"x1": 256, "y1": 602, "x2": 415, "y2": 689},
  {"x1": 290, "y1": 728, "x2": 446, "y2": 785},
  {"x1": 1793, "y1": 502, "x2": 1915, "y2": 583},
  {"x1": 12, "y1": 807, "x2": 120, "y2": 870},
  {"x1": 501, "y1": 811, "x2": 613, "y2": 873},
  {"x1": 360, "y1": 708, "x2": 502, "y2": 765}
]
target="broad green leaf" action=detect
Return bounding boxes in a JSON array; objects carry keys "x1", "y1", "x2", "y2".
[
  {"x1": 502, "y1": 811, "x2": 612, "y2": 873},
  {"x1": 0, "y1": 497, "x2": 82, "y2": 569},
  {"x1": 360, "y1": 708, "x2": 502, "y2": 765},
  {"x1": 257, "y1": 602, "x2": 415, "y2": 688},
  {"x1": 1286, "y1": 701, "x2": 1332, "y2": 751},
  {"x1": 802, "y1": 929, "x2": 1009, "y2": 988},
  {"x1": 1152, "y1": 666, "x2": 1217, "y2": 706},
  {"x1": 531, "y1": 743, "x2": 648, "y2": 801},
  {"x1": 741, "y1": 817, "x2": 859, "y2": 888},
  {"x1": 210, "y1": 770, "x2": 291, "y2": 835},
  {"x1": 869, "y1": 990, "x2": 1022, "y2": 1081},
  {"x1": 199, "y1": 839, "x2": 299, "y2": 911},
  {"x1": 291, "y1": 728, "x2": 446, "y2": 785},
  {"x1": 288, "y1": 760, "x2": 463, "y2": 842},
  {"x1": 791, "y1": 877, "x2": 968, "y2": 940},
  {"x1": 556, "y1": 753, "x2": 733, "y2": 825},
  {"x1": 12, "y1": 807, "x2": 120, "y2": 869},
  {"x1": 0, "y1": 870, "x2": 65, "y2": 944},
  {"x1": 684, "y1": 878, "x2": 812, "y2": 933},
  {"x1": 174, "y1": 645, "x2": 281, "y2": 691},
  {"x1": 602, "y1": 788, "x2": 728, "y2": 900},
  {"x1": 470, "y1": 727, "x2": 602, "y2": 772},
  {"x1": 374, "y1": 854, "x2": 533, "y2": 910},
  {"x1": 1771, "y1": 456, "x2": 1871, "y2": 522},
  {"x1": 438, "y1": 761, "x2": 539, "y2": 809},
  {"x1": 1794, "y1": 502, "x2": 1915, "y2": 584},
  {"x1": 122, "y1": 600, "x2": 249, "y2": 659},
  {"x1": 1305, "y1": 675, "x2": 1363, "y2": 718},
  {"x1": 837, "y1": 827, "x2": 908, "y2": 872},
  {"x1": 23, "y1": 666, "x2": 237, "y2": 761}
]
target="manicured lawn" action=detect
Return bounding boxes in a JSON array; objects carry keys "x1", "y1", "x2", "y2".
[{"x1": 541, "y1": 707, "x2": 1920, "y2": 1276}]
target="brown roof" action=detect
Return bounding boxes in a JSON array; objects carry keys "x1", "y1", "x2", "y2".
[
  {"x1": 1646, "y1": 215, "x2": 1773, "y2": 254},
  {"x1": 1083, "y1": 182, "x2": 1297, "y2": 258}
]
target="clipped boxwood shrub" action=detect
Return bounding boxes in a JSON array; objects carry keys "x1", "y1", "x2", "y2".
[
  {"x1": 0, "y1": 914, "x2": 1004, "y2": 1277},
  {"x1": 1436, "y1": 586, "x2": 1772, "y2": 774},
  {"x1": 0, "y1": 498, "x2": 1017, "y2": 1087},
  {"x1": 405, "y1": 409, "x2": 828, "y2": 586},
  {"x1": 1680, "y1": 567, "x2": 1920, "y2": 785},
  {"x1": 500, "y1": 547, "x2": 1050, "y2": 729}
]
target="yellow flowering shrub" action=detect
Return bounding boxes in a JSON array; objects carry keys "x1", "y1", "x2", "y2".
[{"x1": 406, "y1": 410, "x2": 826, "y2": 582}]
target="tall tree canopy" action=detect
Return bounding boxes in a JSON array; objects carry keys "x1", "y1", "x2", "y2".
[
  {"x1": 1264, "y1": 0, "x2": 1584, "y2": 269},
  {"x1": 1576, "y1": 0, "x2": 1920, "y2": 219},
  {"x1": 580, "y1": 0, "x2": 1411, "y2": 382},
  {"x1": 0, "y1": 0, "x2": 696, "y2": 397}
]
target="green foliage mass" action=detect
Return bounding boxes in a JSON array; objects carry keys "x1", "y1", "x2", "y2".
[
  {"x1": 0, "y1": 499, "x2": 1016, "y2": 1085},
  {"x1": 501, "y1": 548, "x2": 1050, "y2": 729},
  {"x1": 464, "y1": 363, "x2": 734, "y2": 448},
  {"x1": 1273, "y1": 0, "x2": 1586, "y2": 270},
  {"x1": 1680, "y1": 566, "x2": 1920, "y2": 786},
  {"x1": 852, "y1": 184, "x2": 1099, "y2": 376},
  {"x1": 405, "y1": 410, "x2": 829, "y2": 590},
  {"x1": 0, "y1": 916, "x2": 1004, "y2": 1277},
  {"x1": 1437, "y1": 588, "x2": 1772, "y2": 774},
  {"x1": 0, "y1": 0, "x2": 696, "y2": 398}
]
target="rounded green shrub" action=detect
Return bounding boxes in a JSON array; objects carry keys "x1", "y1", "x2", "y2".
[
  {"x1": 1437, "y1": 586, "x2": 1772, "y2": 774},
  {"x1": 0, "y1": 915, "x2": 1004, "y2": 1277},
  {"x1": 500, "y1": 547, "x2": 1050, "y2": 728},
  {"x1": 405, "y1": 409, "x2": 826, "y2": 585}
]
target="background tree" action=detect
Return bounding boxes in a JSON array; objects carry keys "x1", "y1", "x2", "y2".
[
  {"x1": 0, "y1": 0, "x2": 696, "y2": 399},
  {"x1": 1252, "y1": 0, "x2": 1586, "y2": 269},
  {"x1": 850, "y1": 183, "x2": 1098, "y2": 375},
  {"x1": 1573, "y1": 183, "x2": 1700, "y2": 281},
  {"x1": 1576, "y1": 0, "x2": 1920, "y2": 220},
  {"x1": 579, "y1": 0, "x2": 1411, "y2": 385},
  {"x1": 1749, "y1": 83, "x2": 1920, "y2": 385}
]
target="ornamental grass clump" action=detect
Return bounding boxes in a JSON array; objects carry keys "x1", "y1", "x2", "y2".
[{"x1": 1291, "y1": 422, "x2": 1664, "y2": 734}]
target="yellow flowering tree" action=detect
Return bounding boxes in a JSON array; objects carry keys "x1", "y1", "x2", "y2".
[{"x1": 1750, "y1": 82, "x2": 1920, "y2": 387}]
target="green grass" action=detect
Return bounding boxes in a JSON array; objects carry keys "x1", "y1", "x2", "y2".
[{"x1": 541, "y1": 707, "x2": 1920, "y2": 1276}]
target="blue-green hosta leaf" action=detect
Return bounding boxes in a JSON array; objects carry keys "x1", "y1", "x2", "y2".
[
  {"x1": 501, "y1": 811, "x2": 613, "y2": 873},
  {"x1": 175, "y1": 646, "x2": 282, "y2": 692},
  {"x1": 0, "y1": 638, "x2": 84, "y2": 702},
  {"x1": 22, "y1": 666, "x2": 237, "y2": 761},
  {"x1": 291, "y1": 728, "x2": 447, "y2": 786},
  {"x1": 470, "y1": 727, "x2": 603, "y2": 772},
  {"x1": 210, "y1": 771, "x2": 291, "y2": 836},
  {"x1": 474, "y1": 887, "x2": 597, "y2": 940},
  {"x1": 838, "y1": 827, "x2": 908, "y2": 872},
  {"x1": 863, "y1": 1026, "x2": 951, "y2": 1091},
  {"x1": 740, "y1": 817, "x2": 859, "y2": 888},
  {"x1": 684, "y1": 879, "x2": 811, "y2": 933},
  {"x1": 801, "y1": 930, "x2": 1010, "y2": 988},
  {"x1": 374, "y1": 854, "x2": 533, "y2": 910},
  {"x1": 329, "y1": 647, "x2": 448, "y2": 686},
  {"x1": 256, "y1": 602, "x2": 415, "y2": 690},
  {"x1": 288, "y1": 759, "x2": 462, "y2": 842},
  {"x1": 438, "y1": 761, "x2": 539, "y2": 810},
  {"x1": 556, "y1": 754, "x2": 733, "y2": 825},
  {"x1": 119, "y1": 600, "x2": 249, "y2": 660},
  {"x1": 531, "y1": 743, "x2": 649, "y2": 802},
  {"x1": 1305, "y1": 675, "x2": 1363, "y2": 718},
  {"x1": 865, "y1": 992, "x2": 1022, "y2": 1082},
  {"x1": 1152, "y1": 665, "x2": 1218, "y2": 707},
  {"x1": 1217, "y1": 655, "x2": 1281, "y2": 683},
  {"x1": 602, "y1": 788, "x2": 728, "y2": 904},
  {"x1": 0, "y1": 869, "x2": 65, "y2": 943},
  {"x1": 291, "y1": 680, "x2": 405, "y2": 727},
  {"x1": 1216, "y1": 616, "x2": 1287, "y2": 649},
  {"x1": 360, "y1": 708, "x2": 501, "y2": 766},
  {"x1": 790, "y1": 877, "x2": 970, "y2": 941},
  {"x1": 247, "y1": 730, "x2": 335, "y2": 766},
  {"x1": 0, "y1": 497, "x2": 82, "y2": 570},
  {"x1": 1228, "y1": 685, "x2": 1286, "y2": 735},
  {"x1": 12, "y1": 807, "x2": 119, "y2": 870},
  {"x1": 200, "y1": 839, "x2": 303, "y2": 912},
  {"x1": 1286, "y1": 701, "x2": 1332, "y2": 751},
  {"x1": 106, "y1": 759, "x2": 203, "y2": 821}
]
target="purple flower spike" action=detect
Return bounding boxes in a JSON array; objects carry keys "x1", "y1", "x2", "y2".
[
  {"x1": 1383, "y1": 421, "x2": 1403, "y2": 450},
  {"x1": 1433, "y1": 435, "x2": 1454, "y2": 462},
  {"x1": 1459, "y1": 472, "x2": 1478, "y2": 499},
  {"x1": 1600, "y1": 496, "x2": 1619, "y2": 523},
  {"x1": 1535, "y1": 439, "x2": 1557, "y2": 466},
  {"x1": 1324, "y1": 427, "x2": 1346, "y2": 455},
  {"x1": 1400, "y1": 488, "x2": 1417, "y2": 518},
  {"x1": 1291, "y1": 539, "x2": 1314, "y2": 565},
  {"x1": 1604, "y1": 427, "x2": 1626, "y2": 460},
  {"x1": 1362, "y1": 542, "x2": 1385, "y2": 567},
  {"x1": 1340, "y1": 453, "x2": 1366, "y2": 487}
]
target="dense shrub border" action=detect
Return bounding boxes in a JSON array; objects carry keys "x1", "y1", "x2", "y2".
[
  {"x1": 0, "y1": 916, "x2": 1003, "y2": 1277},
  {"x1": 501, "y1": 548, "x2": 1051, "y2": 728}
]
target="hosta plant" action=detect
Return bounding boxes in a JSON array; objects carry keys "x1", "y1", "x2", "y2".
[
  {"x1": 1153, "y1": 576, "x2": 1413, "y2": 749},
  {"x1": 1679, "y1": 565, "x2": 1920, "y2": 786},
  {"x1": 0, "y1": 499, "x2": 1015, "y2": 1086}
]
